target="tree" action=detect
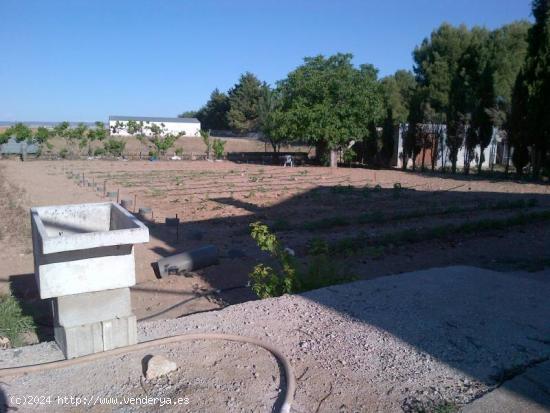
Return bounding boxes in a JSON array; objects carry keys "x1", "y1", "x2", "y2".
[
  {"x1": 146, "y1": 123, "x2": 179, "y2": 156},
  {"x1": 507, "y1": 70, "x2": 531, "y2": 176},
  {"x1": 522, "y1": 0, "x2": 550, "y2": 178},
  {"x1": 193, "y1": 89, "x2": 231, "y2": 130},
  {"x1": 200, "y1": 129, "x2": 211, "y2": 159},
  {"x1": 380, "y1": 108, "x2": 395, "y2": 166},
  {"x1": 104, "y1": 139, "x2": 126, "y2": 157},
  {"x1": 380, "y1": 70, "x2": 417, "y2": 124},
  {"x1": 212, "y1": 138, "x2": 226, "y2": 159},
  {"x1": 125, "y1": 120, "x2": 148, "y2": 154},
  {"x1": 454, "y1": 27, "x2": 494, "y2": 174},
  {"x1": 178, "y1": 110, "x2": 198, "y2": 118},
  {"x1": 53, "y1": 121, "x2": 70, "y2": 138},
  {"x1": 257, "y1": 85, "x2": 287, "y2": 152},
  {"x1": 489, "y1": 21, "x2": 531, "y2": 108},
  {"x1": 3, "y1": 123, "x2": 33, "y2": 142},
  {"x1": 64, "y1": 122, "x2": 88, "y2": 154},
  {"x1": 274, "y1": 53, "x2": 384, "y2": 167},
  {"x1": 85, "y1": 122, "x2": 107, "y2": 155},
  {"x1": 414, "y1": 23, "x2": 472, "y2": 115},
  {"x1": 227, "y1": 72, "x2": 264, "y2": 133}
]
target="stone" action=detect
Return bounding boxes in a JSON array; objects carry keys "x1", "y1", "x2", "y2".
[
  {"x1": 145, "y1": 355, "x2": 178, "y2": 379},
  {"x1": 0, "y1": 336, "x2": 11, "y2": 349}
]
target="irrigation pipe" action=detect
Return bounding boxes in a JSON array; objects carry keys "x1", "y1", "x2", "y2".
[{"x1": 0, "y1": 333, "x2": 295, "y2": 413}]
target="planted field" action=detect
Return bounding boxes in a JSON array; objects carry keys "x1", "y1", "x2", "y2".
[{"x1": 2, "y1": 160, "x2": 550, "y2": 324}]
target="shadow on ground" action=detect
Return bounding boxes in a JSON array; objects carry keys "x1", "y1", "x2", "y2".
[{"x1": 6, "y1": 176, "x2": 550, "y2": 409}]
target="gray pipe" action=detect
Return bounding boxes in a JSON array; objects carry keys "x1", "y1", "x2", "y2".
[{"x1": 154, "y1": 245, "x2": 218, "y2": 278}]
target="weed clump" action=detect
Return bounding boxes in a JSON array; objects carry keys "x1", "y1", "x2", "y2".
[
  {"x1": 0, "y1": 295, "x2": 35, "y2": 347},
  {"x1": 249, "y1": 222, "x2": 353, "y2": 298}
]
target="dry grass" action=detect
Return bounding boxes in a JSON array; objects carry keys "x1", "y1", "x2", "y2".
[{"x1": 0, "y1": 165, "x2": 31, "y2": 249}]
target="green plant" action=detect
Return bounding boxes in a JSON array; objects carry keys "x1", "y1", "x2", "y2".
[
  {"x1": 104, "y1": 138, "x2": 126, "y2": 157},
  {"x1": 0, "y1": 294, "x2": 35, "y2": 347},
  {"x1": 175, "y1": 147, "x2": 183, "y2": 156},
  {"x1": 200, "y1": 129, "x2": 211, "y2": 158},
  {"x1": 308, "y1": 237, "x2": 329, "y2": 255},
  {"x1": 249, "y1": 222, "x2": 298, "y2": 298},
  {"x1": 249, "y1": 222, "x2": 353, "y2": 298},
  {"x1": 93, "y1": 147, "x2": 105, "y2": 156},
  {"x1": 212, "y1": 138, "x2": 226, "y2": 159},
  {"x1": 59, "y1": 148, "x2": 68, "y2": 159},
  {"x1": 342, "y1": 147, "x2": 356, "y2": 165}
]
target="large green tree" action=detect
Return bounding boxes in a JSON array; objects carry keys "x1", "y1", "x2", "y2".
[
  {"x1": 227, "y1": 72, "x2": 264, "y2": 133},
  {"x1": 192, "y1": 88, "x2": 231, "y2": 130},
  {"x1": 380, "y1": 70, "x2": 416, "y2": 124},
  {"x1": 523, "y1": 0, "x2": 550, "y2": 177},
  {"x1": 274, "y1": 53, "x2": 384, "y2": 166}
]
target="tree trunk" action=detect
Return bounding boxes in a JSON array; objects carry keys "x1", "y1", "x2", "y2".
[
  {"x1": 330, "y1": 149, "x2": 338, "y2": 168},
  {"x1": 421, "y1": 144, "x2": 426, "y2": 172}
]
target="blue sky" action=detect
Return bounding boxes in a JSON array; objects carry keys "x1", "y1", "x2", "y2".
[{"x1": 0, "y1": 0, "x2": 532, "y2": 122}]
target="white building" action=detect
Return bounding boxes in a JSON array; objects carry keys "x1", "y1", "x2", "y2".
[
  {"x1": 109, "y1": 116, "x2": 201, "y2": 137},
  {"x1": 394, "y1": 124, "x2": 504, "y2": 171}
]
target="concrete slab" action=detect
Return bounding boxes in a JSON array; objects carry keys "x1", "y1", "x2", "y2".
[
  {"x1": 53, "y1": 288, "x2": 132, "y2": 327},
  {"x1": 54, "y1": 315, "x2": 137, "y2": 359},
  {"x1": 461, "y1": 360, "x2": 550, "y2": 413},
  {"x1": 30, "y1": 202, "x2": 149, "y2": 298},
  {"x1": 30, "y1": 202, "x2": 149, "y2": 254},
  {"x1": 37, "y1": 248, "x2": 136, "y2": 298}
]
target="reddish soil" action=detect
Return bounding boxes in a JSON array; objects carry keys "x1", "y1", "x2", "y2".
[{"x1": 1, "y1": 159, "x2": 549, "y2": 341}]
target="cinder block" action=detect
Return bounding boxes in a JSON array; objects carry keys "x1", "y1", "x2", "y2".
[
  {"x1": 55, "y1": 315, "x2": 137, "y2": 359},
  {"x1": 53, "y1": 288, "x2": 132, "y2": 327}
]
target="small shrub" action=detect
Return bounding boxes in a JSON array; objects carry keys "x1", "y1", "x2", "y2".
[
  {"x1": 93, "y1": 147, "x2": 105, "y2": 156},
  {"x1": 342, "y1": 147, "x2": 356, "y2": 165},
  {"x1": 249, "y1": 222, "x2": 353, "y2": 298},
  {"x1": 59, "y1": 148, "x2": 68, "y2": 159},
  {"x1": 308, "y1": 237, "x2": 329, "y2": 255},
  {"x1": 175, "y1": 147, "x2": 183, "y2": 156},
  {"x1": 104, "y1": 138, "x2": 126, "y2": 157},
  {"x1": 212, "y1": 138, "x2": 226, "y2": 159}
]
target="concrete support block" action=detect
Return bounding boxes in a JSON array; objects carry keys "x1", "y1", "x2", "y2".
[
  {"x1": 53, "y1": 288, "x2": 132, "y2": 327},
  {"x1": 55, "y1": 315, "x2": 137, "y2": 359}
]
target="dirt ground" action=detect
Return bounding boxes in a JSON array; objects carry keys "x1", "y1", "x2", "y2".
[{"x1": 1, "y1": 159, "x2": 550, "y2": 342}]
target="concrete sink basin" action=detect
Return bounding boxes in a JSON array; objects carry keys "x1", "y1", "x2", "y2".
[{"x1": 31, "y1": 202, "x2": 149, "y2": 299}]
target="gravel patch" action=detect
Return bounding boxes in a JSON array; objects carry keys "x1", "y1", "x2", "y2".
[{"x1": 0, "y1": 266, "x2": 548, "y2": 412}]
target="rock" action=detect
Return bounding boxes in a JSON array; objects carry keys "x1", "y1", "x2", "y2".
[
  {"x1": 144, "y1": 355, "x2": 177, "y2": 379},
  {"x1": 0, "y1": 336, "x2": 11, "y2": 349}
]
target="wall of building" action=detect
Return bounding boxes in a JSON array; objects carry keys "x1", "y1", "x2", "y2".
[
  {"x1": 394, "y1": 124, "x2": 501, "y2": 171},
  {"x1": 109, "y1": 120, "x2": 201, "y2": 137}
]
